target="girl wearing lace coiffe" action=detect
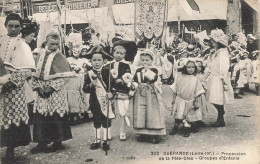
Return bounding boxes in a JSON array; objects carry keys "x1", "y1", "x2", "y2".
[
  {"x1": 170, "y1": 58, "x2": 205, "y2": 137},
  {"x1": 131, "y1": 49, "x2": 166, "y2": 144}
]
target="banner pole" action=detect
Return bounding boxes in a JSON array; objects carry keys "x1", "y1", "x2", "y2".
[
  {"x1": 162, "y1": 0, "x2": 168, "y2": 50},
  {"x1": 134, "y1": 0, "x2": 137, "y2": 43}
]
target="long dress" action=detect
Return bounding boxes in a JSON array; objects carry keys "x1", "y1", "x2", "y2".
[
  {"x1": 31, "y1": 49, "x2": 74, "y2": 143},
  {"x1": 206, "y1": 48, "x2": 234, "y2": 105},
  {"x1": 170, "y1": 73, "x2": 205, "y2": 122},
  {"x1": 0, "y1": 35, "x2": 35, "y2": 147},
  {"x1": 131, "y1": 67, "x2": 166, "y2": 135}
]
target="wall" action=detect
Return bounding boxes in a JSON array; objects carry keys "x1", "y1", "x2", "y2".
[{"x1": 226, "y1": 0, "x2": 241, "y2": 35}]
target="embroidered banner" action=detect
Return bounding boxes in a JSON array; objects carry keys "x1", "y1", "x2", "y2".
[{"x1": 135, "y1": 0, "x2": 166, "y2": 40}]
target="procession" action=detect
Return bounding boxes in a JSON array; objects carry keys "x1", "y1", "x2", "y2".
[{"x1": 0, "y1": 0, "x2": 259, "y2": 164}]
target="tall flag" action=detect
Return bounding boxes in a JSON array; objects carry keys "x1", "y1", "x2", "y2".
[
  {"x1": 134, "y1": 0, "x2": 167, "y2": 41},
  {"x1": 186, "y1": 0, "x2": 200, "y2": 12}
]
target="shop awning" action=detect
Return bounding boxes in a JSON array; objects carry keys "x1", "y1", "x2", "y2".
[
  {"x1": 69, "y1": 7, "x2": 109, "y2": 24},
  {"x1": 243, "y1": 0, "x2": 259, "y2": 12},
  {"x1": 168, "y1": 0, "x2": 228, "y2": 21},
  {"x1": 33, "y1": 7, "x2": 108, "y2": 24},
  {"x1": 33, "y1": 11, "x2": 87, "y2": 24}
]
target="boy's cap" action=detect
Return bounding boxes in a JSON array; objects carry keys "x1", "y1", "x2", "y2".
[
  {"x1": 112, "y1": 36, "x2": 122, "y2": 43},
  {"x1": 85, "y1": 45, "x2": 113, "y2": 60},
  {"x1": 113, "y1": 40, "x2": 137, "y2": 62}
]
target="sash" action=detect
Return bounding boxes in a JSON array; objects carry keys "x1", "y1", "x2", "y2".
[{"x1": 89, "y1": 70, "x2": 115, "y2": 119}]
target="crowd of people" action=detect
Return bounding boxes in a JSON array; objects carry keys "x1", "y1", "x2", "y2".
[{"x1": 0, "y1": 13, "x2": 259, "y2": 162}]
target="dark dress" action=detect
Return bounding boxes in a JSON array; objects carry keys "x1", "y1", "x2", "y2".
[{"x1": 1, "y1": 123, "x2": 31, "y2": 147}]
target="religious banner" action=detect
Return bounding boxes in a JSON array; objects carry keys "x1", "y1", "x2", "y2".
[{"x1": 134, "y1": 0, "x2": 166, "y2": 40}]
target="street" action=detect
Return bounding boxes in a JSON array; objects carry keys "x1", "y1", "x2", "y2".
[{"x1": 1, "y1": 85, "x2": 260, "y2": 164}]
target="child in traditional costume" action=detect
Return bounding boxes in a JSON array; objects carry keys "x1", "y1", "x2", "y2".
[
  {"x1": 30, "y1": 32, "x2": 74, "y2": 154},
  {"x1": 170, "y1": 58, "x2": 205, "y2": 137},
  {"x1": 83, "y1": 46, "x2": 115, "y2": 151},
  {"x1": 109, "y1": 40, "x2": 137, "y2": 141},
  {"x1": 131, "y1": 49, "x2": 166, "y2": 144}
]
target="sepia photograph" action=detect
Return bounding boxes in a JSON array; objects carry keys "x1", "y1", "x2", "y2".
[{"x1": 0, "y1": 0, "x2": 259, "y2": 163}]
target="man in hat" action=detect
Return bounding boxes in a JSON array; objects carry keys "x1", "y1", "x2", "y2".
[
  {"x1": 30, "y1": 32, "x2": 74, "y2": 153},
  {"x1": 0, "y1": 13, "x2": 35, "y2": 160},
  {"x1": 83, "y1": 46, "x2": 115, "y2": 151},
  {"x1": 107, "y1": 40, "x2": 137, "y2": 141}
]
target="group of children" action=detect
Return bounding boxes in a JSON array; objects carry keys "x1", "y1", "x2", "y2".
[
  {"x1": 63, "y1": 37, "x2": 210, "y2": 153},
  {"x1": 77, "y1": 40, "x2": 167, "y2": 151},
  {"x1": 229, "y1": 36, "x2": 260, "y2": 98},
  {"x1": 58, "y1": 29, "x2": 259, "y2": 153}
]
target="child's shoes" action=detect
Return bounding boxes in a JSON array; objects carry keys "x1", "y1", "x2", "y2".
[
  {"x1": 136, "y1": 135, "x2": 147, "y2": 142},
  {"x1": 190, "y1": 123, "x2": 199, "y2": 133},
  {"x1": 183, "y1": 127, "x2": 190, "y2": 137},
  {"x1": 169, "y1": 126, "x2": 178, "y2": 135},
  {"x1": 152, "y1": 135, "x2": 161, "y2": 144},
  {"x1": 90, "y1": 140, "x2": 101, "y2": 150},
  {"x1": 120, "y1": 132, "x2": 127, "y2": 141}
]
